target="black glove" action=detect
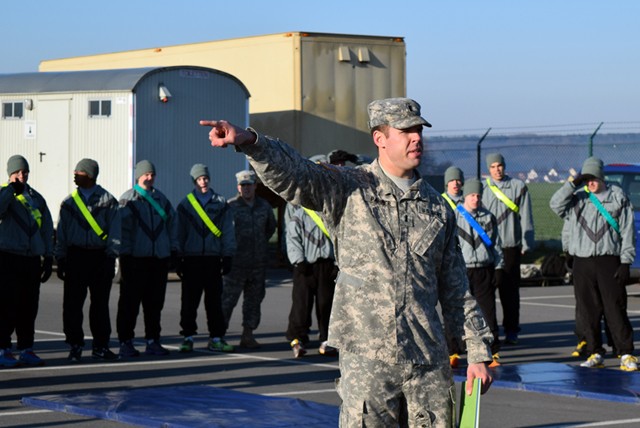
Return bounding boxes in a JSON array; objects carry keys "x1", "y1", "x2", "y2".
[
  {"x1": 41, "y1": 256, "x2": 53, "y2": 283},
  {"x1": 572, "y1": 174, "x2": 596, "y2": 187},
  {"x1": 104, "y1": 257, "x2": 116, "y2": 280},
  {"x1": 56, "y1": 257, "x2": 66, "y2": 281},
  {"x1": 564, "y1": 254, "x2": 574, "y2": 273},
  {"x1": 614, "y1": 264, "x2": 630, "y2": 287},
  {"x1": 221, "y1": 256, "x2": 232, "y2": 276},
  {"x1": 493, "y1": 268, "x2": 505, "y2": 289},
  {"x1": 9, "y1": 180, "x2": 25, "y2": 195}
]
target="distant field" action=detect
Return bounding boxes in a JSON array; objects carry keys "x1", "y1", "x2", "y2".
[{"x1": 528, "y1": 182, "x2": 564, "y2": 242}]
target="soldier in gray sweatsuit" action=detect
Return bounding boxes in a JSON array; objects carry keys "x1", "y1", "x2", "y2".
[
  {"x1": 550, "y1": 157, "x2": 637, "y2": 371},
  {"x1": 176, "y1": 163, "x2": 236, "y2": 353},
  {"x1": 482, "y1": 153, "x2": 534, "y2": 344},
  {"x1": 116, "y1": 160, "x2": 179, "y2": 358},
  {"x1": 284, "y1": 203, "x2": 338, "y2": 358},
  {"x1": 201, "y1": 97, "x2": 494, "y2": 427},
  {"x1": 455, "y1": 179, "x2": 503, "y2": 360},
  {"x1": 0, "y1": 155, "x2": 54, "y2": 367},
  {"x1": 55, "y1": 159, "x2": 121, "y2": 362}
]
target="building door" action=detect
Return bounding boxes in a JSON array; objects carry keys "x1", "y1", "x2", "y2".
[{"x1": 34, "y1": 98, "x2": 70, "y2": 225}]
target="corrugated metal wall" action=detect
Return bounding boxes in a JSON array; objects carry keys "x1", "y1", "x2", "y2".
[
  {"x1": 134, "y1": 68, "x2": 248, "y2": 205},
  {"x1": 298, "y1": 36, "x2": 406, "y2": 159}
]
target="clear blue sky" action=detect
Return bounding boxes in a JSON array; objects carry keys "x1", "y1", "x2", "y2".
[{"x1": 3, "y1": 0, "x2": 638, "y2": 135}]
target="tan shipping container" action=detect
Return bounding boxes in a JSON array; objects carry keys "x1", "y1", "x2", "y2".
[{"x1": 40, "y1": 32, "x2": 407, "y2": 159}]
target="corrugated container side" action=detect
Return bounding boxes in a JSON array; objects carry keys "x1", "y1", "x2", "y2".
[{"x1": 134, "y1": 68, "x2": 248, "y2": 206}]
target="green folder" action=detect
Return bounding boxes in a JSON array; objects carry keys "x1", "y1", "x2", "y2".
[{"x1": 459, "y1": 378, "x2": 481, "y2": 428}]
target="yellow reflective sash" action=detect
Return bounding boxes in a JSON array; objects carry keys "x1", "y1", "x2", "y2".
[
  {"x1": 187, "y1": 193, "x2": 222, "y2": 238},
  {"x1": 71, "y1": 189, "x2": 107, "y2": 240},
  {"x1": 302, "y1": 207, "x2": 330, "y2": 238},
  {"x1": 486, "y1": 178, "x2": 519, "y2": 214},
  {"x1": 2, "y1": 183, "x2": 42, "y2": 228},
  {"x1": 441, "y1": 192, "x2": 457, "y2": 210}
]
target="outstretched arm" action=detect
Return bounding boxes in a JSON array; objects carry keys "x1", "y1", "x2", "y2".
[{"x1": 199, "y1": 120, "x2": 257, "y2": 148}]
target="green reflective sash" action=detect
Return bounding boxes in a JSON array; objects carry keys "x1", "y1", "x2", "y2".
[
  {"x1": 134, "y1": 184, "x2": 168, "y2": 222},
  {"x1": 71, "y1": 189, "x2": 107, "y2": 240},
  {"x1": 486, "y1": 178, "x2": 519, "y2": 214},
  {"x1": 584, "y1": 186, "x2": 620, "y2": 234},
  {"x1": 441, "y1": 192, "x2": 457, "y2": 210},
  {"x1": 2, "y1": 183, "x2": 42, "y2": 228},
  {"x1": 186, "y1": 193, "x2": 222, "y2": 238},
  {"x1": 302, "y1": 207, "x2": 329, "y2": 238}
]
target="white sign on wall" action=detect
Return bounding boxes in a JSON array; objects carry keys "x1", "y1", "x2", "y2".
[{"x1": 24, "y1": 120, "x2": 36, "y2": 139}]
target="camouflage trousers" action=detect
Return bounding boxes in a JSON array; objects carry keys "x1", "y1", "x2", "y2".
[
  {"x1": 221, "y1": 268, "x2": 266, "y2": 330},
  {"x1": 336, "y1": 350, "x2": 455, "y2": 428}
]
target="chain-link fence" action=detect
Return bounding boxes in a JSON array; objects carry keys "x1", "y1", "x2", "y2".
[{"x1": 421, "y1": 131, "x2": 640, "y2": 249}]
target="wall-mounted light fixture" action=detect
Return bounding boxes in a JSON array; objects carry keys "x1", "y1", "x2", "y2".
[
  {"x1": 158, "y1": 84, "x2": 172, "y2": 103},
  {"x1": 24, "y1": 99, "x2": 34, "y2": 110}
]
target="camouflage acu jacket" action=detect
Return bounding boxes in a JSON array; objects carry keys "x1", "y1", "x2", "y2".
[{"x1": 241, "y1": 132, "x2": 493, "y2": 366}]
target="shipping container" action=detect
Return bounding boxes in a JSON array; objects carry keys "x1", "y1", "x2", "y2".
[{"x1": 39, "y1": 32, "x2": 407, "y2": 159}]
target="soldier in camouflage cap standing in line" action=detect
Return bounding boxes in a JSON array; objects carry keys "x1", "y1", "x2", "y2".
[
  {"x1": 222, "y1": 170, "x2": 277, "y2": 349},
  {"x1": 201, "y1": 97, "x2": 494, "y2": 427}
]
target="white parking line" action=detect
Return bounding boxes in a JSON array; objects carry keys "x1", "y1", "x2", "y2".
[
  {"x1": 1, "y1": 347, "x2": 339, "y2": 374},
  {"x1": 556, "y1": 418, "x2": 640, "y2": 427},
  {"x1": 0, "y1": 409, "x2": 52, "y2": 416}
]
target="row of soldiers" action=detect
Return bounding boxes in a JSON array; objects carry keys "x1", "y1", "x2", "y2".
[
  {"x1": 442, "y1": 154, "x2": 637, "y2": 372},
  {"x1": 0, "y1": 155, "x2": 277, "y2": 367}
]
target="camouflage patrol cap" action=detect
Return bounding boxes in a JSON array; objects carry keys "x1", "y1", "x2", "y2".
[
  {"x1": 367, "y1": 97, "x2": 432, "y2": 130},
  {"x1": 236, "y1": 169, "x2": 256, "y2": 185}
]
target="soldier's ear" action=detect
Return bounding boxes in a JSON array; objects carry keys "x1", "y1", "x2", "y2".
[{"x1": 372, "y1": 130, "x2": 386, "y2": 149}]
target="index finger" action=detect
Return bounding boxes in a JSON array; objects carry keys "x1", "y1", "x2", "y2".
[{"x1": 199, "y1": 120, "x2": 218, "y2": 127}]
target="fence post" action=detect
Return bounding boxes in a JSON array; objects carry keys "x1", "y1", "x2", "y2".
[
  {"x1": 476, "y1": 128, "x2": 492, "y2": 179},
  {"x1": 588, "y1": 122, "x2": 603, "y2": 157}
]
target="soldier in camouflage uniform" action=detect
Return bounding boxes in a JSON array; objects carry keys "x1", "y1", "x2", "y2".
[
  {"x1": 201, "y1": 98, "x2": 494, "y2": 427},
  {"x1": 222, "y1": 170, "x2": 277, "y2": 349}
]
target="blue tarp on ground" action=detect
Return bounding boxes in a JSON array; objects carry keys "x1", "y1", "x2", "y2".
[
  {"x1": 22, "y1": 385, "x2": 339, "y2": 427},
  {"x1": 454, "y1": 362, "x2": 640, "y2": 404},
  {"x1": 22, "y1": 363, "x2": 640, "y2": 427}
]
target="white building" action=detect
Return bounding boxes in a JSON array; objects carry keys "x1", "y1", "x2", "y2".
[{"x1": 0, "y1": 66, "x2": 249, "y2": 223}]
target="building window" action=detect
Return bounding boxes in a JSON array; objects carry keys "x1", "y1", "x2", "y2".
[
  {"x1": 89, "y1": 100, "x2": 111, "y2": 117},
  {"x1": 2, "y1": 102, "x2": 24, "y2": 119}
]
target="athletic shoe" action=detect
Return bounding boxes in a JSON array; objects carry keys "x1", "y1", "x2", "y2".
[
  {"x1": 489, "y1": 353, "x2": 501, "y2": 368},
  {"x1": 319, "y1": 341, "x2": 338, "y2": 357},
  {"x1": 119, "y1": 340, "x2": 140, "y2": 357},
  {"x1": 290, "y1": 339, "x2": 306, "y2": 358},
  {"x1": 0, "y1": 349, "x2": 19, "y2": 368},
  {"x1": 207, "y1": 338, "x2": 234, "y2": 353},
  {"x1": 571, "y1": 340, "x2": 587, "y2": 357},
  {"x1": 504, "y1": 333, "x2": 518, "y2": 345},
  {"x1": 92, "y1": 347, "x2": 119, "y2": 361},
  {"x1": 580, "y1": 353, "x2": 604, "y2": 368},
  {"x1": 19, "y1": 349, "x2": 45, "y2": 366},
  {"x1": 179, "y1": 337, "x2": 194, "y2": 353},
  {"x1": 145, "y1": 340, "x2": 170, "y2": 356},
  {"x1": 620, "y1": 354, "x2": 638, "y2": 372},
  {"x1": 449, "y1": 353, "x2": 460, "y2": 368},
  {"x1": 67, "y1": 345, "x2": 83, "y2": 363}
]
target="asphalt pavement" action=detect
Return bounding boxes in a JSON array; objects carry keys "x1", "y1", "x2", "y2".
[{"x1": 1, "y1": 269, "x2": 639, "y2": 427}]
